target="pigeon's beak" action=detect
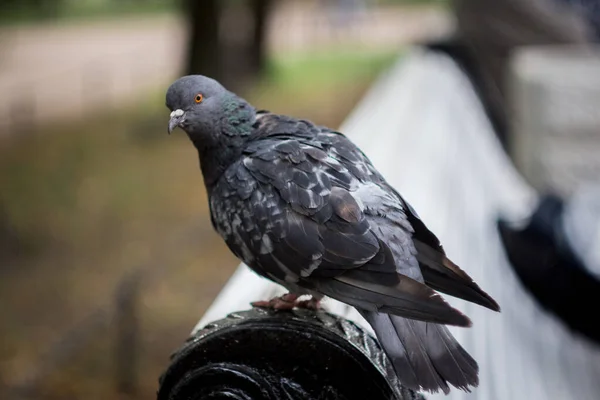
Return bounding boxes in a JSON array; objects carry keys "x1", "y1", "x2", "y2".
[{"x1": 168, "y1": 109, "x2": 185, "y2": 135}]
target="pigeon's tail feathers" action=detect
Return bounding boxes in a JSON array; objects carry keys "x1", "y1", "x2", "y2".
[
  {"x1": 308, "y1": 270, "x2": 472, "y2": 327},
  {"x1": 414, "y1": 240, "x2": 501, "y2": 312},
  {"x1": 361, "y1": 310, "x2": 479, "y2": 394}
]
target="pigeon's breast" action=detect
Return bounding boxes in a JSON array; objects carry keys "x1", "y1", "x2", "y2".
[{"x1": 209, "y1": 164, "x2": 293, "y2": 282}]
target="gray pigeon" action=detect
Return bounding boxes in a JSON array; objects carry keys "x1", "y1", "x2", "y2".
[{"x1": 165, "y1": 75, "x2": 500, "y2": 394}]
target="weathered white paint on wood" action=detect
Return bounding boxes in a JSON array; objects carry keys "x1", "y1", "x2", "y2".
[{"x1": 195, "y1": 49, "x2": 600, "y2": 400}]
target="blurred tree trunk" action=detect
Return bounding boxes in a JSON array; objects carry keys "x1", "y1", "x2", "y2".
[
  {"x1": 185, "y1": 0, "x2": 221, "y2": 79},
  {"x1": 184, "y1": 0, "x2": 273, "y2": 87},
  {"x1": 248, "y1": 0, "x2": 273, "y2": 76}
]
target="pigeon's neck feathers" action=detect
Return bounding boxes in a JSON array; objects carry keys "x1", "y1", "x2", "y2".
[
  {"x1": 220, "y1": 93, "x2": 256, "y2": 137},
  {"x1": 196, "y1": 93, "x2": 256, "y2": 189}
]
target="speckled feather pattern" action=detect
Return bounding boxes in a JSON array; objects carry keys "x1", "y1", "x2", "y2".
[
  {"x1": 199, "y1": 111, "x2": 496, "y2": 393},
  {"x1": 167, "y1": 74, "x2": 499, "y2": 394},
  {"x1": 211, "y1": 114, "x2": 406, "y2": 280},
  {"x1": 208, "y1": 113, "x2": 477, "y2": 324}
]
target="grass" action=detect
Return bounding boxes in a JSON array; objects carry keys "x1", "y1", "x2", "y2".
[
  {"x1": 256, "y1": 49, "x2": 400, "y2": 124},
  {"x1": 267, "y1": 49, "x2": 398, "y2": 89},
  {"x1": 0, "y1": 48, "x2": 400, "y2": 399}
]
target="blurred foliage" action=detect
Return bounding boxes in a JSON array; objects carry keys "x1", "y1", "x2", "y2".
[
  {"x1": 0, "y1": 0, "x2": 176, "y2": 25},
  {"x1": 0, "y1": 48, "x2": 399, "y2": 398},
  {"x1": 267, "y1": 49, "x2": 398, "y2": 88},
  {"x1": 257, "y1": 49, "x2": 399, "y2": 119},
  {"x1": 374, "y1": 0, "x2": 448, "y2": 4},
  {"x1": 0, "y1": 0, "x2": 448, "y2": 25}
]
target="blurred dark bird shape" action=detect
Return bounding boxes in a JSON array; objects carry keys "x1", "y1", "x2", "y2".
[{"x1": 498, "y1": 194, "x2": 600, "y2": 345}]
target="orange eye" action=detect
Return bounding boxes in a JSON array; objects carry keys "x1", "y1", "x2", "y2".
[{"x1": 194, "y1": 93, "x2": 203, "y2": 103}]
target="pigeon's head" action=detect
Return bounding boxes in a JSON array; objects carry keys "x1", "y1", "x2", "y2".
[
  {"x1": 166, "y1": 75, "x2": 256, "y2": 151},
  {"x1": 166, "y1": 75, "x2": 230, "y2": 137},
  {"x1": 166, "y1": 75, "x2": 256, "y2": 185}
]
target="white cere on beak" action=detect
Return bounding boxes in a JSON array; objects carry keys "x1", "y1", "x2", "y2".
[{"x1": 170, "y1": 109, "x2": 185, "y2": 118}]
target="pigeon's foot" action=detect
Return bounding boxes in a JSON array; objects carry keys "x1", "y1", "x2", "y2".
[
  {"x1": 251, "y1": 293, "x2": 300, "y2": 310},
  {"x1": 252, "y1": 293, "x2": 322, "y2": 311},
  {"x1": 295, "y1": 297, "x2": 321, "y2": 310}
]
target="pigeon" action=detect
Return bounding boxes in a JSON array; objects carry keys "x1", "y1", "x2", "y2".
[{"x1": 165, "y1": 75, "x2": 500, "y2": 394}]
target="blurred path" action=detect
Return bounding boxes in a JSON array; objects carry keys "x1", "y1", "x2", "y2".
[{"x1": 0, "y1": 3, "x2": 451, "y2": 134}]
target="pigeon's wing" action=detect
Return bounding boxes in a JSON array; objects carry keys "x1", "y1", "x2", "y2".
[
  {"x1": 240, "y1": 137, "x2": 380, "y2": 278},
  {"x1": 227, "y1": 127, "x2": 472, "y2": 327},
  {"x1": 397, "y1": 194, "x2": 500, "y2": 312},
  {"x1": 318, "y1": 122, "x2": 498, "y2": 312}
]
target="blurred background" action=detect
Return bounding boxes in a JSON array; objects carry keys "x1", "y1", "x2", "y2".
[
  {"x1": 0, "y1": 0, "x2": 599, "y2": 399},
  {"x1": 0, "y1": 1, "x2": 450, "y2": 399}
]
